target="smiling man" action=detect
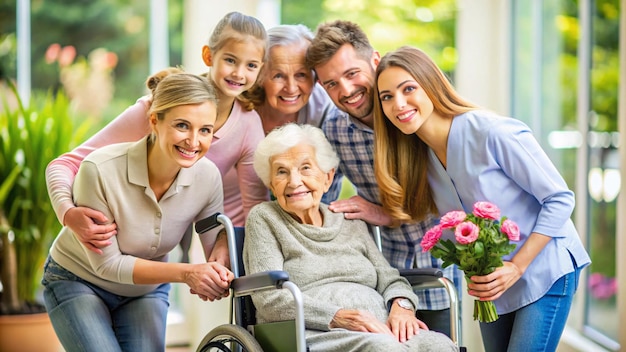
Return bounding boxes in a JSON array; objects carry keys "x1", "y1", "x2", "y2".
[{"x1": 305, "y1": 20, "x2": 460, "y2": 337}]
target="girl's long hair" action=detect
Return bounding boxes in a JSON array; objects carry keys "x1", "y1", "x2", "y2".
[{"x1": 373, "y1": 46, "x2": 478, "y2": 222}]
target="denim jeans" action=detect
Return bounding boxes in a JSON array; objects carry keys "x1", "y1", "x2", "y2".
[
  {"x1": 479, "y1": 266, "x2": 581, "y2": 352},
  {"x1": 42, "y1": 257, "x2": 171, "y2": 352}
]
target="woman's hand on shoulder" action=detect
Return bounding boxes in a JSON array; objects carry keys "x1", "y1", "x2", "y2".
[
  {"x1": 328, "y1": 196, "x2": 396, "y2": 227},
  {"x1": 330, "y1": 309, "x2": 393, "y2": 335},
  {"x1": 64, "y1": 206, "x2": 117, "y2": 255},
  {"x1": 388, "y1": 298, "x2": 428, "y2": 342}
]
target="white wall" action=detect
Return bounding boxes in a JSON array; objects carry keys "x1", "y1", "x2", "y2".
[{"x1": 455, "y1": 0, "x2": 511, "y2": 116}]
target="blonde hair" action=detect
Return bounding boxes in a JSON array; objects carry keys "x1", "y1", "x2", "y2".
[
  {"x1": 146, "y1": 68, "x2": 218, "y2": 121},
  {"x1": 373, "y1": 46, "x2": 479, "y2": 222},
  {"x1": 208, "y1": 12, "x2": 268, "y2": 60}
]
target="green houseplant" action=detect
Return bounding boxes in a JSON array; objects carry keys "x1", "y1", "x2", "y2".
[{"x1": 0, "y1": 82, "x2": 90, "y2": 315}]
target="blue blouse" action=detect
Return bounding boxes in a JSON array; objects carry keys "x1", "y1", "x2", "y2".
[{"x1": 427, "y1": 110, "x2": 590, "y2": 314}]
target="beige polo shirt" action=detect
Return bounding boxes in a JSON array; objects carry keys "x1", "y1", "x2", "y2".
[{"x1": 50, "y1": 137, "x2": 224, "y2": 296}]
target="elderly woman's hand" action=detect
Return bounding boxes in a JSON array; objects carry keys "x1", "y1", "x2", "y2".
[
  {"x1": 185, "y1": 262, "x2": 233, "y2": 301},
  {"x1": 330, "y1": 309, "x2": 394, "y2": 335},
  {"x1": 328, "y1": 196, "x2": 397, "y2": 227},
  {"x1": 387, "y1": 299, "x2": 428, "y2": 342}
]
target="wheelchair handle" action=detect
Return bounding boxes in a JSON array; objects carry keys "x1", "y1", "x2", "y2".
[{"x1": 195, "y1": 213, "x2": 222, "y2": 234}]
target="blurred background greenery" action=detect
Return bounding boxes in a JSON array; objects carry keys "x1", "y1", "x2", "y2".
[{"x1": 0, "y1": 0, "x2": 457, "y2": 126}]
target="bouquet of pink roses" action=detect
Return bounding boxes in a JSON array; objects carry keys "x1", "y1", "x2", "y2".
[{"x1": 421, "y1": 201, "x2": 520, "y2": 323}]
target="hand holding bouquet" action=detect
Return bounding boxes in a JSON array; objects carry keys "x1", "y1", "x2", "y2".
[{"x1": 421, "y1": 201, "x2": 520, "y2": 323}]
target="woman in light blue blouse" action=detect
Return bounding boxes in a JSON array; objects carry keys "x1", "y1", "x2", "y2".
[{"x1": 372, "y1": 46, "x2": 590, "y2": 352}]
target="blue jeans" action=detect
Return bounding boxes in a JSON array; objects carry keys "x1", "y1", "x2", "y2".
[
  {"x1": 42, "y1": 257, "x2": 170, "y2": 352},
  {"x1": 479, "y1": 267, "x2": 581, "y2": 352}
]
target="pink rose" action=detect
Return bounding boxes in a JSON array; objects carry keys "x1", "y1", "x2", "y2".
[
  {"x1": 421, "y1": 224, "x2": 443, "y2": 252},
  {"x1": 455, "y1": 221, "x2": 479, "y2": 244},
  {"x1": 105, "y1": 52, "x2": 118, "y2": 70},
  {"x1": 473, "y1": 201, "x2": 501, "y2": 220},
  {"x1": 439, "y1": 211, "x2": 467, "y2": 229},
  {"x1": 58, "y1": 45, "x2": 77, "y2": 67},
  {"x1": 501, "y1": 219, "x2": 520, "y2": 241},
  {"x1": 45, "y1": 43, "x2": 61, "y2": 64}
]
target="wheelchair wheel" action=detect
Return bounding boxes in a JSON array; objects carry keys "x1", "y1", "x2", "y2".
[{"x1": 196, "y1": 324, "x2": 263, "y2": 352}]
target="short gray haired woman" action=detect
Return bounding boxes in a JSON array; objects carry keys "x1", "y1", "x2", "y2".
[
  {"x1": 244, "y1": 123, "x2": 457, "y2": 351},
  {"x1": 253, "y1": 123, "x2": 339, "y2": 185}
]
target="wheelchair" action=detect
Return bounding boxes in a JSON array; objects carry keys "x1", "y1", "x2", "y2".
[{"x1": 194, "y1": 213, "x2": 463, "y2": 352}]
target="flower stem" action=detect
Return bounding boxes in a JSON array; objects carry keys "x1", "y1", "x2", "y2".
[{"x1": 474, "y1": 300, "x2": 499, "y2": 323}]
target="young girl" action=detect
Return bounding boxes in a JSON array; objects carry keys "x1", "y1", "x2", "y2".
[
  {"x1": 43, "y1": 70, "x2": 233, "y2": 351},
  {"x1": 45, "y1": 12, "x2": 269, "y2": 257},
  {"x1": 372, "y1": 46, "x2": 590, "y2": 351}
]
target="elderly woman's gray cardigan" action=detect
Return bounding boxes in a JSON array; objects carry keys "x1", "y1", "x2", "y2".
[{"x1": 243, "y1": 201, "x2": 457, "y2": 352}]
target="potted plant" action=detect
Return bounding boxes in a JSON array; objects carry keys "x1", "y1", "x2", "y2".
[{"x1": 0, "y1": 82, "x2": 90, "y2": 351}]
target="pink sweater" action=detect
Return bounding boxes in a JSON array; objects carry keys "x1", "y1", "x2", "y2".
[{"x1": 46, "y1": 96, "x2": 269, "y2": 227}]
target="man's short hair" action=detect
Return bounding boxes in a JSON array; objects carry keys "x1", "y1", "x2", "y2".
[{"x1": 305, "y1": 20, "x2": 374, "y2": 70}]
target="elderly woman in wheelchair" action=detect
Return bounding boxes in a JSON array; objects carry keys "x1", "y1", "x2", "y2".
[{"x1": 242, "y1": 123, "x2": 457, "y2": 351}]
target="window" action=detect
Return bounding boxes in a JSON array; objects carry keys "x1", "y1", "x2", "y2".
[{"x1": 511, "y1": 0, "x2": 620, "y2": 349}]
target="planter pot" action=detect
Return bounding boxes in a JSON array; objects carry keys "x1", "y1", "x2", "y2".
[{"x1": 0, "y1": 312, "x2": 62, "y2": 352}]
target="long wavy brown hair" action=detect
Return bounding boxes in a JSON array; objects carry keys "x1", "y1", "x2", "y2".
[{"x1": 373, "y1": 46, "x2": 478, "y2": 222}]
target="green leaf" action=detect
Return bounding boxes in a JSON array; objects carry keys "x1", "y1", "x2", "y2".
[
  {"x1": 441, "y1": 239, "x2": 457, "y2": 251},
  {"x1": 454, "y1": 243, "x2": 468, "y2": 251},
  {"x1": 1, "y1": 81, "x2": 93, "y2": 304},
  {"x1": 473, "y1": 241, "x2": 485, "y2": 257},
  {"x1": 0, "y1": 165, "x2": 21, "y2": 207}
]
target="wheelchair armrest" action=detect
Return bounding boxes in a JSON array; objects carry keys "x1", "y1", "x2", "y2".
[
  {"x1": 399, "y1": 268, "x2": 443, "y2": 286},
  {"x1": 231, "y1": 270, "x2": 290, "y2": 296}
]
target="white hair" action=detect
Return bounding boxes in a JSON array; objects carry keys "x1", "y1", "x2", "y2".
[
  {"x1": 268, "y1": 24, "x2": 313, "y2": 48},
  {"x1": 253, "y1": 123, "x2": 340, "y2": 187},
  {"x1": 256, "y1": 24, "x2": 315, "y2": 85}
]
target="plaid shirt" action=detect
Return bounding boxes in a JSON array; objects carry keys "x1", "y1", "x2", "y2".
[{"x1": 321, "y1": 108, "x2": 460, "y2": 310}]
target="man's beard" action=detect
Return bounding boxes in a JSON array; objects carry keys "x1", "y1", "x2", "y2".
[{"x1": 340, "y1": 89, "x2": 373, "y2": 120}]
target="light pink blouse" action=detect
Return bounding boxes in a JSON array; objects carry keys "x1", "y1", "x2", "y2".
[{"x1": 46, "y1": 96, "x2": 269, "y2": 227}]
